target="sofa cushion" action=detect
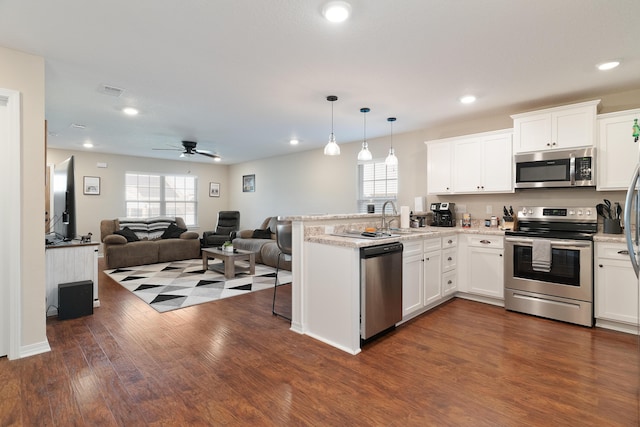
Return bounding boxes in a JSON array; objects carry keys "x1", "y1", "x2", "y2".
[
  {"x1": 252, "y1": 228, "x2": 272, "y2": 239},
  {"x1": 161, "y1": 223, "x2": 187, "y2": 239},
  {"x1": 114, "y1": 226, "x2": 139, "y2": 242}
]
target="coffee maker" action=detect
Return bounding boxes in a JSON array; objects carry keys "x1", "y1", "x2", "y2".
[{"x1": 430, "y1": 202, "x2": 456, "y2": 227}]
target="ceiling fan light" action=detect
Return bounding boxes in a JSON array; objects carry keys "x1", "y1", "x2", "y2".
[
  {"x1": 597, "y1": 61, "x2": 620, "y2": 71},
  {"x1": 322, "y1": 1, "x2": 351, "y2": 23}
]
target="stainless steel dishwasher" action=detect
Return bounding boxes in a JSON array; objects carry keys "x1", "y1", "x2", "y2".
[{"x1": 360, "y1": 242, "x2": 403, "y2": 340}]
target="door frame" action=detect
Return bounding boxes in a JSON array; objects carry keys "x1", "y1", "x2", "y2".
[{"x1": 0, "y1": 88, "x2": 22, "y2": 359}]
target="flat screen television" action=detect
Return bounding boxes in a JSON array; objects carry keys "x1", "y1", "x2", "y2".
[{"x1": 50, "y1": 156, "x2": 77, "y2": 242}]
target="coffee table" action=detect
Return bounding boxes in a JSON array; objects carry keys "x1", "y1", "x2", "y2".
[{"x1": 202, "y1": 247, "x2": 255, "y2": 279}]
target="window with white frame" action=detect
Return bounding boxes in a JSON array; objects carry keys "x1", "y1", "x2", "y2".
[
  {"x1": 357, "y1": 160, "x2": 398, "y2": 213},
  {"x1": 125, "y1": 173, "x2": 198, "y2": 226}
]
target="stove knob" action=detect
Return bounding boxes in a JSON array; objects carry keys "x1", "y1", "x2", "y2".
[
  {"x1": 520, "y1": 209, "x2": 527, "y2": 216},
  {"x1": 586, "y1": 209, "x2": 592, "y2": 216},
  {"x1": 569, "y1": 210, "x2": 575, "y2": 215},
  {"x1": 577, "y1": 210, "x2": 583, "y2": 216},
  {"x1": 528, "y1": 209, "x2": 533, "y2": 215}
]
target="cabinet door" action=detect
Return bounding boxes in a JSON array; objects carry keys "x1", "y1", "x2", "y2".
[
  {"x1": 513, "y1": 112, "x2": 551, "y2": 153},
  {"x1": 424, "y1": 250, "x2": 442, "y2": 305},
  {"x1": 595, "y1": 257, "x2": 638, "y2": 324},
  {"x1": 403, "y1": 252, "x2": 424, "y2": 316},
  {"x1": 453, "y1": 137, "x2": 482, "y2": 193},
  {"x1": 427, "y1": 141, "x2": 452, "y2": 194},
  {"x1": 482, "y1": 133, "x2": 513, "y2": 192},
  {"x1": 468, "y1": 246, "x2": 504, "y2": 299},
  {"x1": 597, "y1": 110, "x2": 640, "y2": 190},
  {"x1": 442, "y1": 270, "x2": 457, "y2": 296},
  {"x1": 553, "y1": 106, "x2": 595, "y2": 150}
]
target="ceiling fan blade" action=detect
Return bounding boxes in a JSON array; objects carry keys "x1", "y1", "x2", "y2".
[
  {"x1": 152, "y1": 148, "x2": 182, "y2": 151},
  {"x1": 195, "y1": 150, "x2": 219, "y2": 159}
]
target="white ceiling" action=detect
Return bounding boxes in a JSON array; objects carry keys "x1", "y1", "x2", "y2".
[{"x1": 1, "y1": 0, "x2": 639, "y2": 164}]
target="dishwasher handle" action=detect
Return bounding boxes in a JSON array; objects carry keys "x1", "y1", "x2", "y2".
[{"x1": 360, "y1": 242, "x2": 404, "y2": 258}]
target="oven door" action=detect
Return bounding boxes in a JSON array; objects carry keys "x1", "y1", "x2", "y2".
[{"x1": 504, "y1": 237, "x2": 593, "y2": 302}]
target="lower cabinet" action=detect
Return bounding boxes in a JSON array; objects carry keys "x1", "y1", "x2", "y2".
[
  {"x1": 459, "y1": 235, "x2": 504, "y2": 301},
  {"x1": 595, "y1": 242, "x2": 639, "y2": 330},
  {"x1": 402, "y1": 235, "x2": 457, "y2": 320}
]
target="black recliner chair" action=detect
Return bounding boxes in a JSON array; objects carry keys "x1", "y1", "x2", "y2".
[{"x1": 201, "y1": 211, "x2": 241, "y2": 248}]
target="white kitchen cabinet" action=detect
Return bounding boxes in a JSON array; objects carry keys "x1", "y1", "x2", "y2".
[
  {"x1": 402, "y1": 236, "x2": 455, "y2": 321},
  {"x1": 426, "y1": 141, "x2": 453, "y2": 194},
  {"x1": 452, "y1": 131, "x2": 513, "y2": 194},
  {"x1": 512, "y1": 99, "x2": 600, "y2": 153},
  {"x1": 466, "y1": 235, "x2": 504, "y2": 300},
  {"x1": 402, "y1": 241, "x2": 424, "y2": 317},
  {"x1": 595, "y1": 242, "x2": 638, "y2": 331},
  {"x1": 597, "y1": 109, "x2": 640, "y2": 191}
]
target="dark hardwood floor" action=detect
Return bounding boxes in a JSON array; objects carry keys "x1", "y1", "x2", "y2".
[{"x1": 1, "y1": 258, "x2": 639, "y2": 426}]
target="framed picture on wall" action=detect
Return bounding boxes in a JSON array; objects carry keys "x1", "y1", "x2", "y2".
[
  {"x1": 83, "y1": 176, "x2": 100, "y2": 195},
  {"x1": 243, "y1": 174, "x2": 255, "y2": 192},
  {"x1": 209, "y1": 182, "x2": 220, "y2": 197}
]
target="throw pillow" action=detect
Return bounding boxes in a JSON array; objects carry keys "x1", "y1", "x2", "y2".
[
  {"x1": 252, "y1": 228, "x2": 272, "y2": 239},
  {"x1": 161, "y1": 223, "x2": 187, "y2": 239},
  {"x1": 114, "y1": 226, "x2": 140, "y2": 242}
]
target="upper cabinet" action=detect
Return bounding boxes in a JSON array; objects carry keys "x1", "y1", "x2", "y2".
[
  {"x1": 426, "y1": 129, "x2": 513, "y2": 195},
  {"x1": 511, "y1": 99, "x2": 600, "y2": 153},
  {"x1": 426, "y1": 140, "x2": 453, "y2": 194},
  {"x1": 597, "y1": 109, "x2": 640, "y2": 191}
]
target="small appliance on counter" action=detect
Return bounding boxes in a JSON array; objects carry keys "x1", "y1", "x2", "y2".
[{"x1": 430, "y1": 202, "x2": 456, "y2": 227}]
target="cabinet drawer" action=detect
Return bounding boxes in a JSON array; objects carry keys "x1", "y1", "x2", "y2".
[
  {"x1": 442, "y1": 235, "x2": 457, "y2": 249},
  {"x1": 442, "y1": 248, "x2": 456, "y2": 271},
  {"x1": 467, "y1": 235, "x2": 503, "y2": 249},
  {"x1": 403, "y1": 240, "x2": 424, "y2": 257},
  {"x1": 596, "y1": 242, "x2": 632, "y2": 260},
  {"x1": 423, "y1": 237, "x2": 441, "y2": 252},
  {"x1": 442, "y1": 270, "x2": 456, "y2": 295}
]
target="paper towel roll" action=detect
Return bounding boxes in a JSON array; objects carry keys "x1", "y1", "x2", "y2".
[{"x1": 400, "y1": 206, "x2": 410, "y2": 229}]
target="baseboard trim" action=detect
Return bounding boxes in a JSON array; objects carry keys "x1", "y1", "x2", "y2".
[{"x1": 19, "y1": 340, "x2": 51, "y2": 359}]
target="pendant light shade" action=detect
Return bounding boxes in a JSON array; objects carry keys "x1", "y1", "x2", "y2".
[
  {"x1": 324, "y1": 95, "x2": 340, "y2": 156},
  {"x1": 357, "y1": 107, "x2": 372, "y2": 161},
  {"x1": 385, "y1": 117, "x2": 398, "y2": 167}
]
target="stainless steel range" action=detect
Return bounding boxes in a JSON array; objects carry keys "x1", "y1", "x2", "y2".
[{"x1": 504, "y1": 206, "x2": 597, "y2": 327}]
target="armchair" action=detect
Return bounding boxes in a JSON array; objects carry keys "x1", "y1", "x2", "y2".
[{"x1": 201, "y1": 211, "x2": 241, "y2": 248}]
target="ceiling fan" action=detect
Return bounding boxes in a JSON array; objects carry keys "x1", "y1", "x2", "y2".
[{"x1": 153, "y1": 140, "x2": 220, "y2": 160}]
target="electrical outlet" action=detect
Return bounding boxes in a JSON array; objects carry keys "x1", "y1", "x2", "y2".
[{"x1": 486, "y1": 205, "x2": 493, "y2": 214}]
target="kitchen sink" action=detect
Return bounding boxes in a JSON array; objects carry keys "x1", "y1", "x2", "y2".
[{"x1": 331, "y1": 231, "x2": 401, "y2": 240}]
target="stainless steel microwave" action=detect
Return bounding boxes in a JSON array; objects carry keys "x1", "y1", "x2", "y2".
[{"x1": 514, "y1": 147, "x2": 596, "y2": 189}]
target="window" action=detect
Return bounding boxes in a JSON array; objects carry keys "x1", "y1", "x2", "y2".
[
  {"x1": 357, "y1": 160, "x2": 398, "y2": 213},
  {"x1": 125, "y1": 173, "x2": 198, "y2": 226}
]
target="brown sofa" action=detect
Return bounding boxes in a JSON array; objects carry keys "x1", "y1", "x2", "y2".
[
  {"x1": 233, "y1": 217, "x2": 291, "y2": 270},
  {"x1": 100, "y1": 217, "x2": 200, "y2": 269}
]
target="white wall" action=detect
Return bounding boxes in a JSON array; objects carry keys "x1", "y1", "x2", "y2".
[{"x1": 0, "y1": 45, "x2": 46, "y2": 353}]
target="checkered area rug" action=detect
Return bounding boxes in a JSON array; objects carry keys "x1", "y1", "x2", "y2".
[{"x1": 105, "y1": 258, "x2": 292, "y2": 313}]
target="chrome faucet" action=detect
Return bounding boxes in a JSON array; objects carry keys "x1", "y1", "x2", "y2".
[{"x1": 381, "y1": 200, "x2": 398, "y2": 232}]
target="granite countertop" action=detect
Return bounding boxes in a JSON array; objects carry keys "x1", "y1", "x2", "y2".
[
  {"x1": 593, "y1": 232, "x2": 626, "y2": 243},
  {"x1": 307, "y1": 226, "x2": 505, "y2": 248}
]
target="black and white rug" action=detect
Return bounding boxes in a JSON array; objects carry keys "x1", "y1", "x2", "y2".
[{"x1": 105, "y1": 259, "x2": 292, "y2": 313}]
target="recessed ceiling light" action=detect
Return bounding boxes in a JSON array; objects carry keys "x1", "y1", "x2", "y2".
[
  {"x1": 123, "y1": 107, "x2": 139, "y2": 116},
  {"x1": 323, "y1": 1, "x2": 351, "y2": 23},
  {"x1": 460, "y1": 95, "x2": 476, "y2": 104},
  {"x1": 70, "y1": 123, "x2": 86, "y2": 129},
  {"x1": 83, "y1": 141, "x2": 93, "y2": 148},
  {"x1": 597, "y1": 61, "x2": 620, "y2": 71},
  {"x1": 290, "y1": 139, "x2": 299, "y2": 145}
]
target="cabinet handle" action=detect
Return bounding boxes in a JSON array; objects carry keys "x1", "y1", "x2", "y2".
[
  {"x1": 599, "y1": 264, "x2": 603, "y2": 268},
  {"x1": 546, "y1": 142, "x2": 551, "y2": 147},
  {"x1": 477, "y1": 185, "x2": 480, "y2": 190},
  {"x1": 447, "y1": 239, "x2": 453, "y2": 244},
  {"x1": 447, "y1": 256, "x2": 452, "y2": 261},
  {"x1": 552, "y1": 142, "x2": 556, "y2": 146},
  {"x1": 617, "y1": 250, "x2": 630, "y2": 255},
  {"x1": 425, "y1": 258, "x2": 428, "y2": 261},
  {"x1": 447, "y1": 280, "x2": 452, "y2": 285},
  {"x1": 499, "y1": 254, "x2": 503, "y2": 257},
  {"x1": 480, "y1": 239, "x2": 491, "y2": 244}
]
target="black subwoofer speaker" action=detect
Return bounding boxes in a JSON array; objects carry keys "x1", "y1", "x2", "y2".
[{"x1": 58, "y1": 280, "x2": 93, "y2": 320}]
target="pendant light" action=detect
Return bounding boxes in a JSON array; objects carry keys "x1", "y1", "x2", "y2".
[
  {"x1": 323, "y1": 95, "x2": 340, "y2": 156},
  {"x1": 385, "y1": 117, "x2": 398, "y2": 168},
  {"x1": 357, "y1": 107, "x2": 372, "y2": 161}
]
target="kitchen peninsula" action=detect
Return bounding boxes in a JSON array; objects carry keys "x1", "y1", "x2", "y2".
[{"x1": 281, "y1": 213, "x2": 504, "y2": 355}]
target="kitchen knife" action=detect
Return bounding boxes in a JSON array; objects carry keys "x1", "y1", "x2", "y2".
[
  {"x1": 509, "y1": 206, "x2": 514, "y2": 216},
  {"x1": 615, "y1": 202, "x2": 622, "y2": 220},
  {"x1": 596, "y1": 203, "x2": 608, "y2": 219},
  {"x1": 603, "y1": 199, "x2": 612, "y2": 218},
  {"x1": 503, "y1": 206, "x2": 510, "y2": 217}
]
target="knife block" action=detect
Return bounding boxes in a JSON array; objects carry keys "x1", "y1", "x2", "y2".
[{"x1": 603, "y1": 218, "x2": 622, "y2": 234}]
